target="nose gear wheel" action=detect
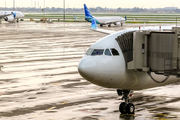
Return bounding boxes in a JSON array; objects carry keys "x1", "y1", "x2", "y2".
[{"x1": 117, "y1": 90, "x2": 135, "y2": 114}]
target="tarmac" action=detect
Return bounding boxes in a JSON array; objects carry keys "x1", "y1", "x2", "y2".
[{"x1": 0, "y1": 21, "x2": 180, "y2": 120}]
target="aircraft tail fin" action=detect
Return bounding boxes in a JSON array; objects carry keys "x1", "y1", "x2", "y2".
[
  {"x1": 91, "y1": 18, "x2": 98, "y2": 30},
  {"x1": 74, "y1": 15, "x2": 77, "y2": 20},
  {"x1": 12, "y1": 12, "x2": 17, "y2": 18},
  {"x1": 125, "y1": 16, "x2": 127, "y2": 21},
  {"x1": 84, "y1": 4, "x2": 93, "y2": 18}
]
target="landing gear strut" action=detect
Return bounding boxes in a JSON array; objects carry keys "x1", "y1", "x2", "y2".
[{"x1": 117, "y1": 90, "x2": 135, "y2": 114}]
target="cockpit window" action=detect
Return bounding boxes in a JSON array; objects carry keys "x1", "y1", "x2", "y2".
[
  {"x1": 105, "y1": 49, "x2": 112, "y2": 56},
  {"x1": 91, "y1": 49, "x2": 104, "y2": 56},
  {"x1": 86, "y1": 48, "x2": 93, "y2": 55},
  {"x1": 110, "y1": 48, "x2": 119, "y2": 56}
]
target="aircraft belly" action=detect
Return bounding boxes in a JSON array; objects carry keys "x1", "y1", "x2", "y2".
[
  {"x1": 96, "y1": 18, "x2": 110, "y2": 24},
  {"x1": 116, "y1": 71, "x2": 179, "y2": 90}
]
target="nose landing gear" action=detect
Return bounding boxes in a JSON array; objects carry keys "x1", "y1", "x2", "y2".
[{"x1": 117, "y1": 90, "x2": 135, "y2": 114}]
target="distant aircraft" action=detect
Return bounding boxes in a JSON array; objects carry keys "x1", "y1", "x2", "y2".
[
  {"x1": 84, "y1": 4, "x2": 126, "y2": 27},
  {"x1": 74, "y1": 15, "x2": 77, "y2": 20},
  {"x1": 0, "y1": 11, "x2": 24, "y2": 23},
  {"x1": 78, "y1": 19, "x2": 179, "y2": 114}
]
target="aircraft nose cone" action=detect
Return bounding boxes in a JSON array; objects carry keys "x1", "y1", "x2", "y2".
[{"x1": 78, "y1": 58, "x2": 98, "y2": 81}]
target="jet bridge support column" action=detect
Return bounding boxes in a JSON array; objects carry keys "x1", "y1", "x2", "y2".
[
  {"x1": 144, "y1": 35, "x2": 147, "y2": 67},
  {"x1": 143, "y1": 31, "x2": 150, "y2": 71}
]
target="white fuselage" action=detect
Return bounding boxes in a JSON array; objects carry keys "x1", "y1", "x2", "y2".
[
  {"x1": 0, "y1": 11, "x2": 24, "y2": 22},
  {"x1": 78, "y1": 26, "x2": 180, "y2": 90},
  {"x1": 95, "y1": 16, "x2": 126, "y2": 25}
]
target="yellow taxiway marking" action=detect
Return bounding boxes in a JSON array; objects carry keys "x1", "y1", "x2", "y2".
[
  {"x1": 61, "y1": 101, "x2": 68, "y2": 105},
  {"x1": 73, "y1": 97, "x2": 78, "y2": 99},
  {"x1": 95, "y1": 87, "x2": 99, "y2": 90},
  {"x1": 51, "y1": 83, "x2": 62, "y2": 85},
  {"x1": 148, "y1": 106, "x2": 164, "y2": 111},
  {"x1": 47, "y1": 107, "x2": 56, "y2": 111},
  {"x1": 146, "y1": 117, "x2": 169, "y2": 120}
]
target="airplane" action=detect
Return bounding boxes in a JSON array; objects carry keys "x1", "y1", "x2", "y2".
[
  {"x1": 74, "y1": 15, "x2": 77, "y2": 20},
  {"x1": 0, "y1": 11, "x2": 24, "y2": 23},
  {"x1": 78, "y1": 18, "x2": 180, "y2": 114},
  {"x1": 84, "y1": 4, "x2": 126, "y2": 27}
]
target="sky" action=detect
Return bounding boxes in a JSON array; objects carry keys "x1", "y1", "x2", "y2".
[{"x1": 0, "y1": 0, "x2": 179, "y2": 8}]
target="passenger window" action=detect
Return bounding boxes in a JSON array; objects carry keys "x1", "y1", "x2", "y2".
[
  {"x1": 91, "y1": 49, "x2": 104, "y2": 56},
  {"x1": 110, "y1": 48, "x2": 119, "y2": 56},
  {"x1": 105, "y1": 49, "x2": 112, "y2": 56},
  {"x1": 86, "y1": 48, "x2": 93, "y2": 55}
]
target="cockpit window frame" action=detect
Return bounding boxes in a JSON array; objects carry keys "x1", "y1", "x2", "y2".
[
  {"x1": 110, "y1": 48, "x2": 120, "y2": 56},
  {"x1": 91, "y1": 49, "x2": 104, "y2": 56},
  {"x1": 86, "y1": 48, "x2": 94, "y2": 56},
  {"x1": 104, "y1": 48, "x2": 112, "y2": 56}
]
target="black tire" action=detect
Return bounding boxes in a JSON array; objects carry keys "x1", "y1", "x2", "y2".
[
  {"x1": 100, "y1": 24, "x2": 103, "y2": 27},
  {"x1": 108, "y1": 24, "x2": 111, "y2": 27},
  {"x1": 127, "y1": 103, "x2": 135, "y2": 114},
  {"x1": 119, "y1": 102, "x2": 127, "y2": 114}
]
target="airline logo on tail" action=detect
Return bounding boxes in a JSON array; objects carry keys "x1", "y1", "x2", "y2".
[
  {"x1": 84, "y1": 4, "x2": 100, "y2": 24},
  {"x1": 84, "y1": 4, "x2": 93, "y2": 18},
  {"x1": 12, "y1": 12, "x2": 17, "y2": 18}
]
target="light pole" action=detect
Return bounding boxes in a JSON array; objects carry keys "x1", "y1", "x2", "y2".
[
  {"x1": 13, "y1": 0, "x2": 15, "y2": 11},
  {"x1": 64, "y1": 0, "x2": 65, "y2": 22},
  {"x1": 44, "y1": 0, "x2": 45, "y2": 18}
]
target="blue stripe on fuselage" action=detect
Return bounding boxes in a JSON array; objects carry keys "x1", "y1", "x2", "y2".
[{"x1": 85, "y1": 17, "x2": 100, "y2": 24}]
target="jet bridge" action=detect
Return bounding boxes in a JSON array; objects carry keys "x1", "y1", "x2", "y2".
[{"x1": 116, "y1": 27, "x2": 180, "y2": 77}]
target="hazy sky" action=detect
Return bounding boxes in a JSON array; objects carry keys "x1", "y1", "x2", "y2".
[{"x1": 0, "y1": 0, "x2": 179, "y2": 8}]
